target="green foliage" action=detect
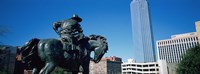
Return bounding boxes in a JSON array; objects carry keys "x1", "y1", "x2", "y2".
[
  {"x1": 0, "y1": 71, "x2": 7, "y2": 74},
  {"x1": 0, "y1": 71, "x2": 9, "y2": 74},
  {"x1": 176, "y1": 45, "x2": 200, "y2": 74},
  {"x1": 51, "y1": 67, "x2": 65, "y2": 74},
  {"x1": 51, "y1": 67, "x2": 74, "y2": 74}
]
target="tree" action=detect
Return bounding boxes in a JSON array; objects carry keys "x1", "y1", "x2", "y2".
[{"x1": 176, "y1": 45, "x2": 200, "y2": 74}]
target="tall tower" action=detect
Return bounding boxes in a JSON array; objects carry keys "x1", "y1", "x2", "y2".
[{"x1": 130, "y1": 0, "x2": 156, "y2": 62}]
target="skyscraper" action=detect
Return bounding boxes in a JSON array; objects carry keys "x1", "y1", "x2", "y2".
[{"x1": 130, "y1": 0, "x2": 156, "y2": 62}]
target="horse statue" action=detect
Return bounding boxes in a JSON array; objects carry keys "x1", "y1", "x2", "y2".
[{"x1": 21, "y1": 14, "x2": 108, "y2": 74}]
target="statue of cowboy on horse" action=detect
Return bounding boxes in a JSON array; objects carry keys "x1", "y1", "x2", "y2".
[{"x1": 21, "y1": 14, "x2": 108, "y2": 74}]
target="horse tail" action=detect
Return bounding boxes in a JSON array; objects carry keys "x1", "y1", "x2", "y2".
[
  {"x1": 21, "y1": 38, "x2": 42, "y2": 69},
  {"x1": 89, "y1": 35, "x2": 108, "y2": 63}
]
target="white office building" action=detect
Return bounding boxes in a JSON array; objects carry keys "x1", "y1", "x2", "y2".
[
  {"x1": 156, "y1": 32, "x2": 198, "y2": 63},
  {"x1": 122, "y1": 59, "x2": 168, "y2": 74}
]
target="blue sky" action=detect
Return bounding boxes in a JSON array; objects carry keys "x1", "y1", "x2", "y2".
[{"x1": 0, "y1": 0, "x2": 200, "y2": 62}]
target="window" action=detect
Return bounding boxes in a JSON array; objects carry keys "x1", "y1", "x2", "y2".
[
  {"x1": 132, "y1": 64, "x2": 136, "y2": 66},
  {"x1": 137, "y1": 65, "x2": 142, "y2": 67},
  {"x1": 143, "y1": 65, "x2": 148, "y2": 67},
  {"x1": 157, "y1": 69, "x2": 159, "y2": 71},
  {"x1": 149, "y1": 64, "x2": 155, "y2": 67},
  {"x1": 150, "y1": 69, "x2": 155, "y2": 71},
  {"x1": 156, "y1": 64, "x2": 158, "y2": 67},
  {"x1": 137, "y1": 69, "x2": 142, "y2": 71},
  {"x1": 127, "y1": 68, "x2": 131, "y2": 70},
  {"x1": 143, "y1": 69, "x2": 149, "y2": 71}
]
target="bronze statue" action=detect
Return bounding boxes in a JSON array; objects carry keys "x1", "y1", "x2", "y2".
[{"x1": 21, "y1": 14, "x2": 108, "y2": 74}]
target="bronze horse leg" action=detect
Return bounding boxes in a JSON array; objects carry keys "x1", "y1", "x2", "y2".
[
  {"x1": 32, "y1": 68, "x2": 42, "y2": 74},
  {"x1": 39, "y1": 62, "x2": 56, "y2": 74}
]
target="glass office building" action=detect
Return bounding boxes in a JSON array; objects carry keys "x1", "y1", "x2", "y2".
[{"x1": 130, "y1": 0, "x2": 156, "y2": 62}]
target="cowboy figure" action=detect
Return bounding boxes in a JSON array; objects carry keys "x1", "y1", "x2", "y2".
[{"x1": 53, "y1": 14, "x2": 84, "y2": 51}]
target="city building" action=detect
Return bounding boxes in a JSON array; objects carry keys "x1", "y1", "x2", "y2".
[
  {"x1": 0, "y1": 45, "x2": 17, "y2": 74},
  {"x1": 195, "y1": 21, "x2": 200, "y2": 43},
  {"x1": 101, "y1": 56, "x2": 122, "y2": 62},
  {"x1": 89, "y1": 56, "x2": 122, "y2": 74},
  {"x1": 155, "y1": 21, "x2": 200, "y2": 74},
  {"x1": 156, "y1": 32, "x2": 198, "y2": 63},
  {"x1": 130, "y1": 0, "x2": 156, "y2": 62},
  {"x1": 122, "y1": 59, "x2": 168, "y2": 74}
]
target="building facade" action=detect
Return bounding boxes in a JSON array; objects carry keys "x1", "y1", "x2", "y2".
[
  {"x1": 156, "y1": 32, "x2": 198, "y2": 63},
  {"x1": 195, "y1": 21, "x2": 200, "y2": 43},
  {"x1": 122, "y1": 59, "x2": 168, "y2": 74},
  {"x1": 89, "y1": 56, "x2": 122, "y2": 74},
  {"x1": 0, "y1": 45, "x2": 17, "y2": 74},
  {"x1": 130, "y1": 0, "x2": 156, "y2": 62}
]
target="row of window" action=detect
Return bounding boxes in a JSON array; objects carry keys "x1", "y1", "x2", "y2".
[
  {"x1": 122, "y1": 68, "x2": 159, "y2": 71},
  {"x1": 157, "y1": 37, "x2": 198, "y2": 45},
  {"x1": 158, "y1": 40, "x2": 198, "y2": 63},
  {"x1": 122, "y1": 72, "x2": 159, "y2": 74},
  {"x1": 122, "y1": 64, "x2": 158, "y2": 67}
]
